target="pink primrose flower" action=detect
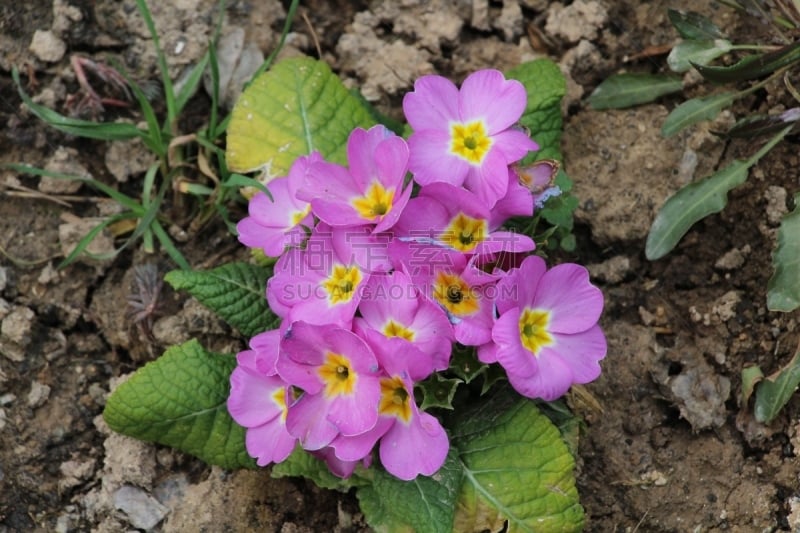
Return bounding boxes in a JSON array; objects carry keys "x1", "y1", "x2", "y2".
[
  {"x1": 227, "y1": 330, "x2": 297, "y2": 466},
  {"x1": 277, "y1": 321, "x2": 382, "y2": 450},
  {"x1": 236, "y1": 154, "x2": 318, "y2": 256},
  {"x1": 491, "y1": 255, "x2": 606, "y2": 401},
  {"x1": 355, "y1": 271, "x2": 453, "y2": 377},
  {"x1": 403, "y1": 69, "x2": 539, "y2": 207},
  {"x1": 393, "y1": 183, "x2": 535, "y2": 258},
  {"x1": 297, "y1": 126, "x2": 412, "y2": 233},
  {"x1": 267, "y1": 223, "x2": 369, "y2": 328}
]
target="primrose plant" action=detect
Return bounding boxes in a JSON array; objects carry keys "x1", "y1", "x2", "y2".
[
  {"x1": 590, "y1": 1, "x2": 800, "y2": 425},
  {"x1": 105, "y1": 56, "x2": 600, "y2": 532}
]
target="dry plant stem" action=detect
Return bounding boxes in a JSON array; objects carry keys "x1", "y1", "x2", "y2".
[
  {"x1": 302, "y1": 12, "x2": 323, "y2": 58},
  {"x1": 784, "y1": 71, "x2": 800, "y2": 102}
]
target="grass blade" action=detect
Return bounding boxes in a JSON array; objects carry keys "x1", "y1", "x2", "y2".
[
  {"x1": 692, "y1": 40, "x2": 800, "y2": 83},
  {"x1": 175, "y1": 52, "x2": 210, "y2": 116},
  {"x1": 134, "y1": 0, "x2": 177, "y2": 126},
  {"x1": 151, "y1": 220, "x2": 190, "y2": 270},
  {"x1": 59, "y1": 213, "x2": 137, "y2": 268},
  {"x1": 246, "y1": 0, "x2": 300, "y2": 87},
  {"x1": 767, "y1": 193, "x2": 800, "y2": 311}
]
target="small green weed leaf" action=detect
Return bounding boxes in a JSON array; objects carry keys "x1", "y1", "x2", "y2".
[
  {"x1": 754, "y1": 347, "x2": 800, "y2": 423},
  {"x1": 226, "y1": 56, "x2": 376, "y2": 176},
  {"x1": 667, "y1": 39, "x2": 733, "y2": 73},
  {"x1": 646, "y1": 160, "x2": 750, "y2": 260},
  {"x1": 272, "y1": 448, "x2": 361, "y2": 491},
  {"x1": 667, "y1": 9, "x2": 725, "y2": 41},
  {"x1": 165, "y1": 262, "x2": 278, "y2": 337},
  {"x1": 726, "y1": 108, "x2": 800, "y2": 139},
  {"x1": 661, "y1": 92, "x2": 738, "y2": 137},
  {"x1": 541, "y1": 192, "x2": 579, "y2": 230},
  {"x1": 741, "y1": 365, "x2": 764, "y2": 406},
  {"x1": 356, "y1": 451, "x2": 463, "y2": 533},
  {"x1": 507, "y1": 59, "x2": 566, "y2": 161},
  {"x1": 449, "y1": 346, "x2": 489, "y2": 384},
  {"x1": 693, "y1": 40, "x2": 800, "y2": 83},
  {"x1": 767, "y1": 194, "x2": 800, "y2": 311},
  {"x1": 418, "y1": 373, "x2": 462, "y2": 411},
  {"x1": 452, "y1": 389, "x2": 583, "y2": 533},
  {"x1": 103, "y1": 339, "x2": 255, "y2": 469},
  {"x1": 588, "y1": 73, "x2": 683, "y2": 110}
]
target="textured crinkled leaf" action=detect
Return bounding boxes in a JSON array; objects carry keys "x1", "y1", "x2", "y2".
[
  {"x1": 226, "y1": 56, "x2": 376, "y2": 177},
  {"x1": 754, "y1": 348, "x2": 800, "y2": 423},
  {"x1": 661, "y1": 92, "x2": 737, "y2": 137},
  {"x1": 103, "y1": 339, "x2": 255, "y2": 469},
  {"x1": 271, "y1": 447, "x2": 362, "y2": 491},
  {"x1": 452, "y1": 389, "x2": 583, "y2": 533},
  {"x1": 165, "y1": 262, "x2": 279, "y2": 337},
  {"x1": 667, "y1": 39, "x2": 732, "y2": 73},
  {"x1": 589, "y1": 73, "x2": 682, "y2": 110},
  {"x1": 507, "y1": 59, "x2": 566, "y2": 161},
  {"x1": 646, "y1": 160, "x2": 750, "y2": 260},
  {"x1": 357, "y1": 451, "x2": 463, "y2": 533},
  {"x1": 767, "y1": 194, "x2": 800, "y2": 311}
]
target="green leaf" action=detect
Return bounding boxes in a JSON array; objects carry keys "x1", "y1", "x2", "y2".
[
  {"x1": 667, "y1": 39, "x2": 733, "y2": 73},
  {"x1": 449, "y1": 346, "x2": 489, "y2": 384},
  {"x1": 417, "y1": 373, "x2": 462, "y2": 411},
  {"x1": 646, "y1": 126, "x2": 790, "y2": 260},
  {"x1": 754, "y1": 348, "x2": 800, "y2": 423},
  {"x1": 541, "y1": 192, "x2": 579, "y2": 230},
  {"x1": 452, "y1": 389, "x2": 583, "y2": 533},
  {"x1": 588, "y1": 73, "x2": 683, "y2": 110},
  {"x1": 767, "y1": 194, "x2": 800, "y2": 311},
  {"x1": 741, "y1": 365, "x2": 764, "y2": 406},
  {"x1": 103, "y1": 339, "x2": 255, "y2": 469},
  {"x1": 165, "y1": 262, "x2": 279, "y2": 337},
  {"x1": 661, "y1": 92, "x2": 738, "y2": 137},
  {"x1": 226, "y1": 56, "x2": 376, "y2": 176},
  {"x1": 692, "y1": 40, "x2": 800, "y2": 83},
  {"x1": 726, "y1": 107, "x2": 800, "y2": 139},
  {"x1": 272, "y1": 447, "x2": 361, "y2": 491},
  {"x1": 357, "y1": 451, "x2": 463, "y2": 533},
  {"x1": 646, "y1": 160, "x2": 750, "y2": 260},
  {"x1": 507, "y1": 59, "x2": 566, "y2": 161},
  {"x1": 667, "y1": 9, "x2": 725, "y2": 41}
]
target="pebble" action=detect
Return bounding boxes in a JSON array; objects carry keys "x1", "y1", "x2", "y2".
[
  {"x1": 29, "y1": 30, "x2": 67, "y2": 63},
  {"x1": 40, "y1": 147, "x2": 89, "y2": 194},
  {"x1": 1, "y1": 306, "x2": 35, "y2": 345},
  {"x1": 27, "y1": 380, "x2": 51, "y2": 408},
  {"x1": 113, "y1": 485, "x2": 169, "y2": 530},
  {"x1": 546, "y1": 0, "x2": 608, "y2": 43}
]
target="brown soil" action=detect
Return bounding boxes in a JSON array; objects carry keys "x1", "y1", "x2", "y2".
[{"x1": 1, "y1": 1, "x2": 799, "y2": 532}]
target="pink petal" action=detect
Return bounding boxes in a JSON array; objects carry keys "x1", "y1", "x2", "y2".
[
  {"x1": 327, "y1": 377, "x2": 381, "y2": 436},
  {"x1": 393, "y1": 196, "x2": 450, "y2": 240},
  {"x1": 491, "y1": 129, "x2": 539, "y2": 164},
  {"x1": 462, "y1": 147, "x2": 510, "y2": 208},
  {"x1": 245, "y1": 415, "x2": 297, "y2": 466},
  {"x1": 285, "y1": 393, "x2": 339, "y2": 451},
  {"x1": 545, "y1": 325, "x2": 606, "y2": 384},
  {"x1": 227, "y1": 368, "x2": 286, "y2": 427},
  {"x1": 507, "y1": 351, "x2": 574, "y2": 401},
  {"x1": 534, "y1": 264, "x2": 604, "y2": 334},
  {"x1": 331, "y1": 417, "x2": 393, "y2": 462},
  {"x1": 490, "y1": 171, "x2": 534, "y2": 228},
  {"x1": 373, "y1": 134, "x2": 410, "y2": 189},
  {"x1": 236, "y1": 217, "x2": 287, "y2": 257},
  {"x1": 379, "y1": 411, "x2": 449, "y2": 481},
  {"x1": 492, "y1": 308, "x2": 538, "y2": 378},
  {"x1": 459, "y1": 70, "x2": 527, "y2": 133},
  {"x1": 408, "y1": 130, "x2": 469, "y2": 187},
  {"x1": 403, "y1": 75, "x2": 460, "y2": 131},
  {"x1": 296, "y1": 161, "x2": 360, "y2": 204}
]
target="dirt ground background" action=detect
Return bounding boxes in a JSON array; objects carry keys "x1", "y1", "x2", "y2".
[{"x1": 1, "y1": 0, "x2": 799, "y2": 531}]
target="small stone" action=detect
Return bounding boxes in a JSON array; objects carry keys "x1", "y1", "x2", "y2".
[
  {"x1": 59, "y1": 458, "x2": 96, "y2": 491},
  {"x1": 715, "y1": 248, "x2": 746, "y2": 271},
  {"x1": 105, "y1": 138, "x2": 156, "y2": 183},
  {"x1": 546, "y1": 1, "x2": 608, "y2": 43},
  {"x1": 40, "y1": 147, "x2": 89, "y2": 194},
  {"x1": 27, "y1": 380, "x2": 51, "y2": 408},
  {"x1": 587, "y1": 255, "x2": 631, "y2": 284},
  {"x1": 0, "y1": 266, "x2": 7, "y2": 291},
  {"x1": 1, "y1": 306, "x2": 35, "y2": 345},
  {"x1": 0, "y1": 393, "x2": 15, "y2": 406},
  {"x1": 113, "y1": 485, "x2": 169, "y2": 530},
  {"x1": 29, "y1": 30, "x2": 67, "y2": 63},
  {"x1": 765, "y1": 185, "x2": 788, "y2": 225},
  {"x1": 58, "y1": 216, "x2": 115, "y2": 265}
]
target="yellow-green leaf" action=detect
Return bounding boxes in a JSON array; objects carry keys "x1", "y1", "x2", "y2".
[{"x1": 226, "y1": 56, "x2": 376, "y2": 177}]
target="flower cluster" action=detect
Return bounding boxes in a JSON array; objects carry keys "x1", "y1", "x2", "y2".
[{"x1": 228, "y1": 70, "x2": 606, "y2": 480}]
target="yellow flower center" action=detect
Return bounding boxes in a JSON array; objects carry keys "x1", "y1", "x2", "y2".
[
  {"x1": 289, "y1": 204, "x2": 312, "y2": 227},
  {"x1": 352, "y1": 182, "x2": 395, "y2": 220},
  {"x1": 321, "y1": 264, "x2": 362, "y2": 304},
  {"x1": 318, "y1": 352, "x2": 357, "y2": 398},
  {"x1": 439, "y1": 212, "x2": 487, "y2": 252},
  {"x1": 432, "y1": 272, "x2": 479, "y2": 316},
  {"x1": 378, "y1": 376, "x2": 412, "y2": 422},
  {"x1": 450, "y1": 121, "x2": 492, "y2": 164},
  {"x1": 518, "y1": 308, "x2": 554, "y2": 356},
  {"x1": 271, "y1": 387, "x2": 289, "y2": 422},
  {"x1": 382, "y1": 320, "x2": 415, "y2": 341}
]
